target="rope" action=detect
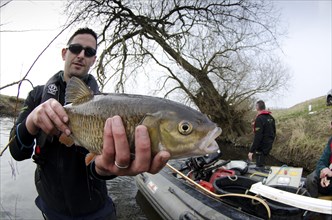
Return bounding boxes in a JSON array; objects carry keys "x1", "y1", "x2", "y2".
[
  {"x1": 166, "y1": 163, "x2": 271, "y2": 219},
  {"x1": 227, "y1": 175, "x2": 238, "y2": 181}
]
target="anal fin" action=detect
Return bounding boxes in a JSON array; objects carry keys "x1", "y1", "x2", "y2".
[{"x1": 85, "y1": 152, "x2": 97, "y2": 166}]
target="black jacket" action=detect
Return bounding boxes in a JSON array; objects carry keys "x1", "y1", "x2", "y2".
[
  {"x1": 250, "y1": 111, "x2": 276, "y2": 154},
  {"x1": 9, "y1": 71, "x2": 114, "y2": 217}
]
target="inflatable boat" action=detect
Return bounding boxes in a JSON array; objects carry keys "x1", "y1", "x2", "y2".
[
  {"x1": 136, "y1": 166, "x2": 263, "y2": 219},
  {"x1": 135, "y1": 153, "x2": 331, "y2": 219}
]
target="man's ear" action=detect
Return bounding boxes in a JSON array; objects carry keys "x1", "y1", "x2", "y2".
[{"x1": 61, "y1": 48, "x2": 67, "y2": 61}]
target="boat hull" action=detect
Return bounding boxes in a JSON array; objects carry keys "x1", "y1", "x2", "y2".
[{"x1": 135, "y1": 168, "x2": 262, "y2": 220}]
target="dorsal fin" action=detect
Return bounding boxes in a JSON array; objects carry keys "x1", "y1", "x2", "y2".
[{"x1": 65, "y1": 77, "x2": 94, "y2": 105}]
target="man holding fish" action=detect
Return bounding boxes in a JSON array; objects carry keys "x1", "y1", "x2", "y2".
[{"x1": 8, "y1": 27, "x2": 221, "y2": 219}]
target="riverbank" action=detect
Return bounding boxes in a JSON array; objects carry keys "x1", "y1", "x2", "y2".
[
  {"x1": 273, "y1": 96, "x2": 331, "y2": 171},
  {"x1": 1, "y1": 94, "x2": 331, "y2": 171},
  {"x1": 0, "y1": 94, "x2": 24, "y2": 117},
  {"x1": 234, "y1": 96, "x2": 332, "y2": 172}
]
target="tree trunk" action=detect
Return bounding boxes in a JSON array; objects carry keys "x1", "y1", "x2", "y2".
[{"x1": 192, "y1": 74, "x2": 246, "y2": 141}]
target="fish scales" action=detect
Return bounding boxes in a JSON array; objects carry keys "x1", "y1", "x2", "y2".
[
  {"x1": 68, "y1": 113, "x2": 105, "y2": 154},
  {"x1": 66, "y1": 95, "x2": 174, "y2": 152},
  {"x1": 63, "y1": 77, "x2": 222, "y2": 159},
  {"x1": 66, "y1": 96, "x2": 147, "y2": 155}
]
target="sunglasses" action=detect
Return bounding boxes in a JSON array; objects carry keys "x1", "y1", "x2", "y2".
[{"x1": 67, "y1": 44, "x2": 96, "y2": 57}]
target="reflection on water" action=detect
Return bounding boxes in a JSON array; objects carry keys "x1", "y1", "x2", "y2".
[
  {"x1": 107, "y1": 177, "x2": 160, "y2": 220},
  {"x1": 0, "y1": 117, "x2": 158, "y2": 220}
]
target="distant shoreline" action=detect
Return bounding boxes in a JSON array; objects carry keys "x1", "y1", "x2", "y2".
[{"x1": 0, "y1": 94, "x2": 24, "y2": 117}]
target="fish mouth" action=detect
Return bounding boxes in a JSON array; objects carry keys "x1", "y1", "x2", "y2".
[{"x1": 198, "y1": 127, "x2": 222, "y2": 154}]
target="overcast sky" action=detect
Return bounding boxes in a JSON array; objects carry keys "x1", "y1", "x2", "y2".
[
  {"x1": 0, "y1": 0, "x2": 331, "y2": 108},
  {"x1": 269, "y1": 0, "x2": 332, "y2": 108}
]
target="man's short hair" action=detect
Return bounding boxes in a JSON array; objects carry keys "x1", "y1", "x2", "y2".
[
  {"x1": 256, "y1": 100, "x2": 266, "y2": 110},
  {"x1": 67, "y1": 28, "x2": 98, "y2": 48}
]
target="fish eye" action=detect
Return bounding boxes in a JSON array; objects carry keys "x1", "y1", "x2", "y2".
[{"x1": 178, "y1": 121, "x2": 193, "y2": 135}]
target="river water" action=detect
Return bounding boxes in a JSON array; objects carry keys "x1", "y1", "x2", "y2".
[{"x1": 0, "y1": 117, "x2": 40, "y2": 220}]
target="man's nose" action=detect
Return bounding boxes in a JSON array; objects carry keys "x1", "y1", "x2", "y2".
[{"x1": 77, "y1": 49, "x2": 85, "y2": 58}]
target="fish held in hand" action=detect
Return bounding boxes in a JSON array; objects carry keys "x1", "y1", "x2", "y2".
[{"x1": 61, "y1": 77, "x2": 222, "y2": 162}]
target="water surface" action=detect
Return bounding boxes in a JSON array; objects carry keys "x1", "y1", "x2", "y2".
[{"x1": 0, "y1": 117, "x2": 40, "y2": 220}]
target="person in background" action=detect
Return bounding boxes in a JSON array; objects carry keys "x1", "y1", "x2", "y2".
[
  {"x1": 248, "y1": 100, "x2": 276, "y2": 171},
  {"x1": 305, "y1": 135, "x2": 332, "y2": 198},
  {"x1": 8, "y1": 27, "x2": 170, "y2": 220}
]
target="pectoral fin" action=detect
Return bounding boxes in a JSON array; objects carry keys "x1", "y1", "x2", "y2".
[{"x1": 59, "y1": 133, "x2": 75, "y2": 147}]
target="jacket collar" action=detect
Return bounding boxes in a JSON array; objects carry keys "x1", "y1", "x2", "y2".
[{"x1": 41, "y1": 71, "x2": 100, "y2": 105}]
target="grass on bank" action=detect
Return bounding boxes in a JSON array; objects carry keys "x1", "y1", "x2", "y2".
[
  {"x1": 0, "y1": 94, "x2": 24, "y2": 117},
  {"x1": 270, "y1": 96, "x2": 331, "y2": 171}
]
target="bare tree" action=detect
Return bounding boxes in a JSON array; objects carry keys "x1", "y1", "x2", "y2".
[
  {"x1": 0, "y1": 0, "x2": 12, "y2": 8},
  {"x1": 0, "y1": 0, "x2": 80, "y2": 97},
  {"x1": 64, "y1": 0, "x2": 289, "y2": 140}
]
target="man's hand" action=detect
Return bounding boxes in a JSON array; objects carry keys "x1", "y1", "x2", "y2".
[
  {"x1": 94, "y1": 116, "x2": 170, "y2": 177},
  {"x1": 320, "y1": 167, "x2": 332, "y2": 179},
  {"x1": 248, "y1": 152, "x2": 253, "y2": 161},
  {"x1": 321, "y1": 176, "x2": 331, "y2": 188},
  {"x1": 26, "y1": 98, "x2": 71, "y2": 136},
  {"x1": 319, "y1": 167, "x2": 332, "y2": 188}
]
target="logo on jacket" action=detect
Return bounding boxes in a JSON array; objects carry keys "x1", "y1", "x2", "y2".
[{"x1": 47, "y1": 84, "x2": 58, "y2": 95}]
